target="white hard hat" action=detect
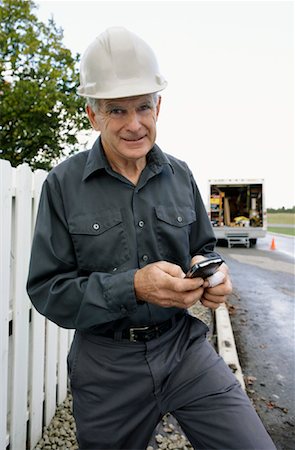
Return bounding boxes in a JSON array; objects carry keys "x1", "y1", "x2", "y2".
[{"x1": 77, "y1": 27, "x2": 167, "y2": 99}]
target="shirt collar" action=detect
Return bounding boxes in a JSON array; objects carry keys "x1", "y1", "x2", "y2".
[
  {"x1": 148, "y1": 144, "x2": 174, "y2": 173},
  {"x1": 82, "y1": 137, "x2": 108, "y2": 181},
  {"x1": 82, "y1": 137, "x2": 174, "y2": 181}
]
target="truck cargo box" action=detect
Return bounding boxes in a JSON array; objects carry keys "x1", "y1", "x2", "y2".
[{"x1": 208, "y1": 179, "x2": 267, "y2": 247}]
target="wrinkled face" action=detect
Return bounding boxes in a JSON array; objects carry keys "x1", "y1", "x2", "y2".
[{"x1": 86, "y1": 94, "x2": 161, "y2": 165}]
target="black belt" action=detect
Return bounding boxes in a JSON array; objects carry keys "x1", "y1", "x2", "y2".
[{"x1": 97, "y1": 312, "x2": 184, "y2": 342}]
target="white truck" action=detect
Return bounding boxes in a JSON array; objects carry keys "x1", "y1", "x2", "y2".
[{"x1": 208, "y1": 178, "x2": 267, "y2": 248}]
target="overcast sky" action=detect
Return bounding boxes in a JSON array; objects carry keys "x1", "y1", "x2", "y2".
[{"x1": 35, "y1": 0, "x2": 294, "y2": 209}]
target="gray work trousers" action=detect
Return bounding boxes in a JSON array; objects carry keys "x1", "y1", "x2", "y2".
[{"x1": 68, "y1": 314, "x2": 276, "y2": 450}]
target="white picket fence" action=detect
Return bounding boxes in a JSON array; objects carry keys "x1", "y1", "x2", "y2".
[{"x1": 0, "y1": 159, "x2": 74, "y2": 450}]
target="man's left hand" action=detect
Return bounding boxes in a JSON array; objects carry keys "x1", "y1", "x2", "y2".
[{"x1": 191, "y1": 255, "x2": 232, "y2": 310}]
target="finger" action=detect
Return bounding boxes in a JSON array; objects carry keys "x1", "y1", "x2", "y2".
[
  {"x1": 205, "y1": 279, "x2": 232, "y2": 296},
  {"x1": 219, "y1": 263, "x2": 229, "y2": 275},
  {"x1": 191, "y1": 254, "x2": 206, "y2": 265},
  {"x1": 164, "y1": 273, "x2": 204, "y2": 293},
  {"x1": 200, "y1": 297, "x2": 223, "y2": 310},
  {"x1": 207, "y1": 271, "x2": 225, "y2": 287},
  {"x1": 202, "y1": 287, "x2": 229, "y2": 308},
  {"x1": 164, "y1": 286, "x2": 205, "y2": 308},
  {"x1": 155, "y1": 261, "x2": 185, "y2": 279}
]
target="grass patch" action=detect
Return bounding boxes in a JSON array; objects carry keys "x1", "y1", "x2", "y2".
[
  {"x1": 268, "y1": 227, "x2": 295, "y2": 236},
  {"x1": 267, "y1": 213, "x2": 295, "y2": 225}
]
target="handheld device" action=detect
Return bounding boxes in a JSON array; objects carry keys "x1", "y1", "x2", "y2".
[{"x1": 186, "y1": 257, "x2": 224, "y2": 279}]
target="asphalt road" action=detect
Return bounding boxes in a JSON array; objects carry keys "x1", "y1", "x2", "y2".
[{"x1": 217, "y1": 236, "x2": 295, "y2": 450}]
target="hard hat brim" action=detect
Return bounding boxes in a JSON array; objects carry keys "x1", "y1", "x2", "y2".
[{"x1": 78, "y1": 79, "x2": 168, "y2": 99}]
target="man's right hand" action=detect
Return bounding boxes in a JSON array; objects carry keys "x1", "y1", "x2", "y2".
[{"x1": 134, "y1": 261, "x2": 205, "y2": 309}]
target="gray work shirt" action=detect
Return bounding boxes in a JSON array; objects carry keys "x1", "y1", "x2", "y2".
[{"x1": 27, "y1": 138, "x2": 219, "y2": 332}]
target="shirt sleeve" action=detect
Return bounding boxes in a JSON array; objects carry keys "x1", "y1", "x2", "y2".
[
  {"x1": 26, "y1": 176, "x2": 138, "y2": 330},
  {"x1": 188, "y1": 170, "x2": 221, "y2": 259}
]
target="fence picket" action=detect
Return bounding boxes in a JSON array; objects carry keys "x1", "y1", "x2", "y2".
[
  {"x1": 10, "y1": 164, "x2": 32, "y2": 450},
  {"x1": 28, "y1": 170, "x2": 47, "y2": 449},
  {"x1": 58, "y1": 328, "x2": 69, "y2": 405},
  {"x1": 29, "y1": 311, "x2": 46, "y2": 449},
  {"x1": 0, "y1": 161, "x2": 12, "y2": 450},
  {"x1": 44, "y1": 320, "x2": 58, "y2": 427}
]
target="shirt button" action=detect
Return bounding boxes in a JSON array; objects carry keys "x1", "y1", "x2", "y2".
[
  {"x1": 93, "y1": 223, "x2": 100, "y2": 230},
  {"x1": 120, "y1": 305, "x2": 127, "y2": 314},
  {"x1": 142, "y1": 255, "x2": 149, "y2": 262},
  {"x1": 138, "y1": 220, "x2": 145, "y2": 228},
  {"x1": 177, "y1": 216, "x2": 183, "y2": 223}
]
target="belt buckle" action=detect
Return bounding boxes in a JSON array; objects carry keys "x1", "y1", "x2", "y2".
[{"x1": 129, "y1": 326, "x2": 149, "y2": 342}]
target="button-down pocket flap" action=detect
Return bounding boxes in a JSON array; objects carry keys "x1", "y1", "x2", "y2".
[
  {"x1": 155, "y1": 206, "x2": 196, "y2": 227},
  {"x1": 69, "y1": 210, "x2": 123, "y2": 235}
]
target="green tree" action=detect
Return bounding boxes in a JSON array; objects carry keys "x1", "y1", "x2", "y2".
[{"x1": 0, "y1": 0, "x2": 89, "y2": 170}]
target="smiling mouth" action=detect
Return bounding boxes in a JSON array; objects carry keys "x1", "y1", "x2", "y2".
[{"x1": 122, "y1": 136, "x2": 145, "y2": 142}]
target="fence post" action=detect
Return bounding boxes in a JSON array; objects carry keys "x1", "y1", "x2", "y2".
[{"x1": 0, "y1": 160, "x2": 12, "y2": 450}]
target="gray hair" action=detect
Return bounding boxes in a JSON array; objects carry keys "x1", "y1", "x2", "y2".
[
  {"x1": 86, "y1": 92, "x2": 159, "y2": 113},
  {"x1": 86, "y1": 97, "x2": 101, "y2": 113}
]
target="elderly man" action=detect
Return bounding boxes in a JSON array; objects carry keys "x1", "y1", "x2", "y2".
[{"x1": 27, "y1": 27, "x2": 275, "y2": 450}]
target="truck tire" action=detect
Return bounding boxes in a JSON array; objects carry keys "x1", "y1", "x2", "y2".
[{"x1": 250, "y1": 239, "x2": 257, "y2": 247}]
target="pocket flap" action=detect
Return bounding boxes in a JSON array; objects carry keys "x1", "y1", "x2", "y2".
[
  {"x1": 155, "y1": 206, "x2": 196, "y2": 227},
  {"x1": 68, "y1": 210, "x2": 123, "y2": 235}
]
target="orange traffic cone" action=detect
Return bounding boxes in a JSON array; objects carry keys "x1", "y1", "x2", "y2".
[{"x1": 270, "y1": 238, "x2": 276, "y2": 250}]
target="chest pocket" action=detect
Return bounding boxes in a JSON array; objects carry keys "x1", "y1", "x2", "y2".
[
  {"x1": 155, "y1": 205, "x2": 196, "y2": 268},
  {"x1": 68, "y1": 210, "x2": 130, "y2": 272}
]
